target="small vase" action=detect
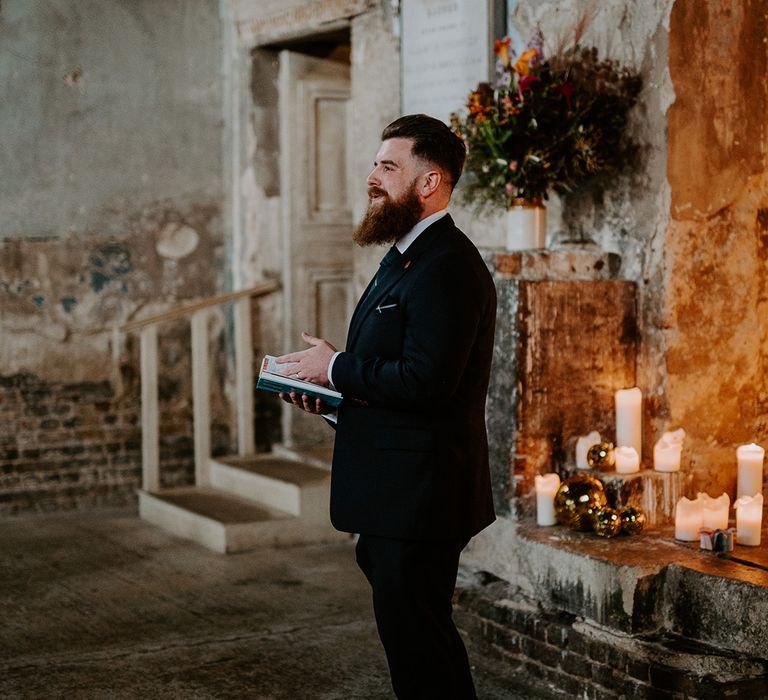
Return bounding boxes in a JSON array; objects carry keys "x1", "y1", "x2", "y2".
[{"x1": 506, "y1": 198, "x2": 547, "y2": 250}]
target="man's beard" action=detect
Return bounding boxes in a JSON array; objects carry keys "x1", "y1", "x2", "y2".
[{"x1": 352, "y1": 182, "x2": 423, "y2": 247}]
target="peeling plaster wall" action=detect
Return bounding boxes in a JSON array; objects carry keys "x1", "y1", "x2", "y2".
[
  {"x1": 0, "y1": 1, "x2": 227, "y2": 513},
  {"x1": 0, "y1": 0, "x2": 225, "y2": 381},
  {"x1": 664, "y1": 0, "x2": 768, "y2": 495}
]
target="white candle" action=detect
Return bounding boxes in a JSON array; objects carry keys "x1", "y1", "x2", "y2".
[
  {"x1": 698, "y1": 492, "x2": 730, "y2": 530},
  {"x1": 614, "y1": 446, "x2": 640, "y2": 474},
  {"x1": 654, "y1": 433, "x2": 683, "y2": 472},
  {"x1": 575, "y1": 431, "x2": 601, "y2": 470},
  {"x1": 535, "y1": 473, "x2": 560, "y2": 526},
  {"x1": 615, "y1": 388, "x2": 642, "y2": 459},
  {"x1": 675, "y1": 497, "x2": 703, "y2": 541},
  {"x1": 737, "y1": 443, "x2": 765, "y2": 499},
  {"x1": 734, "y1": 493, "x2": 763, "y2": 546}
]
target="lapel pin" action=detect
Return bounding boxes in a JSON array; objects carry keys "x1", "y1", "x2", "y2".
[{"x1": 404, "y1": 260, "x2": 412, "y2": 269}]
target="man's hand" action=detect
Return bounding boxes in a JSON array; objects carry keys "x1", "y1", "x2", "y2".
[
  {"x1": 278, "y1": 391, "x2": 334, "y2": 415},
  {"x1": 276, "y1": 331, "x2": 337, "y2": 386}
]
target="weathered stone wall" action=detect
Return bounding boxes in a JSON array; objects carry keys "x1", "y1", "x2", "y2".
[
  {"x1": 662, "y1": 0, "x2": 768, "y2": 496},
  {"x1": 0, "y1": 0, "x2": 228, "y2": 513}
]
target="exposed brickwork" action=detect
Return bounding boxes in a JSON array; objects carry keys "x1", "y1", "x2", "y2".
[
  {"x1": 456, "y1": 575, "x2": 768, "y2": 700},
  {"x1": 0, "y1": 373, "x2": 221, "y2": 515}
]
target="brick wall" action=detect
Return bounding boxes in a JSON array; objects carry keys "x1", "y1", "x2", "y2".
[
  {"x1": 0, "y1": 373, "x2": 206, "y2": 515},
  {"x1": 455, "y1": 573, "x2": 768, "y2": 700}
]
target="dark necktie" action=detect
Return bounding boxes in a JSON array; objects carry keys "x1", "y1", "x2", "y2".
[{"x1": 375, "y1": 246, "x2": 401, "y2": 286}]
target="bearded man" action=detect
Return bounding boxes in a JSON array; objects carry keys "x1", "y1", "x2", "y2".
[{"x1": 277, "y1": 114, "x2": 497, "y2": 699}]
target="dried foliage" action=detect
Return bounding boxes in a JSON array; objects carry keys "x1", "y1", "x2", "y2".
[{"x1": 451, "y1": 30, "x2": 642, "y2": 208}]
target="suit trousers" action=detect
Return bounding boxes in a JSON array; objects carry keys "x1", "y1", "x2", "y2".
[{"x1": 355, "y1": 534, "x2": 477, "y2": 700}]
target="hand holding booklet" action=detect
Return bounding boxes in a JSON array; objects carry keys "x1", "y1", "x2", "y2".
[{"x1": 256, "y1": 355, "x2": 343, "y2": 408}]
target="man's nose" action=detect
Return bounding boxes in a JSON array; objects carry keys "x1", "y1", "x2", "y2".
[{"x1": 367, "y1": 167, "x2": 380, "y2": 186}]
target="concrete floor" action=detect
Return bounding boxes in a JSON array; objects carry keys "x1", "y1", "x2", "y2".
[{"x1": 0, "y1": 509, "x2": 540, "y2": 699}]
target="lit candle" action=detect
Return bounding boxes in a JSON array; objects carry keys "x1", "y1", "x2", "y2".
[
  {"x1": 654, "y1": 430, "x2": 685, "y2": 472},
  {"x1": 734, "y1": 493, "x2": 763, "y2": 546},
  {"x1": 614, "y1": 446, "x2": 640, "y2": 474},
  {"x1": 737, "y1": 443, "x2": 765, "y2": 499},
  {"x1": 698, "y1": 492, "x2": 730, "y2": 531},
  {"x1": 535, "y1": 473, "x2": 560, "y2": 526},
  {"x1": 615, "y1": 388, "x2": 642, "y2": 459},
  {"x1": 575, "y1": 431, "x2": 601, "y2": 470},
  {"x1": 674, "y1": 497, "x2": 703, "y2": 541}
]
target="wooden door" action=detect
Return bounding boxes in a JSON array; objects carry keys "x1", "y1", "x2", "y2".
[{"x1": 278, "y1": 46, "x2": 353, "y2": 448}]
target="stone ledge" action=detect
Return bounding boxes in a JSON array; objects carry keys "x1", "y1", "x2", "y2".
[
  {"x1": 485, "y1": 246, "x2": 623, "y2": 280},
  {"x1": 463, "y1": 518, "x2": 768, "y2": 658}
]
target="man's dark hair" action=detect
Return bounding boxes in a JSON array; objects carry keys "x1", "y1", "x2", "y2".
[{"x1": 382, "y1": 114, "x2": 466, "y2": 191}]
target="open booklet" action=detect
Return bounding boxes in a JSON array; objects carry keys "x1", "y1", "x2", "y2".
[{"x1": 256, "y1": 355, "x2": 343, "y2": 408}]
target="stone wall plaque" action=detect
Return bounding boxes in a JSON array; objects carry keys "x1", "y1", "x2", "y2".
[{"x1": 401, "y1": 0, "x2": 505, "y2": 124}]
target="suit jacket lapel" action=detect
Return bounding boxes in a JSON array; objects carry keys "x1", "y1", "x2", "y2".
[{"x1": 346, "y1": 215, "x2": 454, "y2": 350}]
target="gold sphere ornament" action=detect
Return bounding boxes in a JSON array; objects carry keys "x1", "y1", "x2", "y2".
[
  {"x1": 619, "y1": 506, "x2": 646, "y2": 535},
  {"x1": 554, "y1": 474, "x2": 607, "y2": 531},
  {"x1": 592, "y1": 507, "x2": 622, "y2": 538},
  {"x1": 587, "y1": 441, "x2": 615, "y2": 470}
]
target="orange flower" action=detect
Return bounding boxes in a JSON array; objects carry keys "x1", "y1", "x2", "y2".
[
  {"x1": 494, "y1": 37, "x2": 512, "y2": 68},
  {"x1": 513, "y1": 48, "x2": 538, "y2": 76}
]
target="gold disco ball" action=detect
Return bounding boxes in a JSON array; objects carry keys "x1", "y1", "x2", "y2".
[
  {"x1": 554, "y1": 474, "x2": 607, "y2": 531},
  {"x1": 619, "y1": 505, "x2": 646, "y2": 535},
  {"x1": 587, "y1": 441, "x2": 615, "y2": 470},
  {"x1": 592, "y1": 506, "x2": 622, "y2": 538}
]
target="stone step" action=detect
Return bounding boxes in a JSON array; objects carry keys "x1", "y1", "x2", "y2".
[
  {"x1": 271, "y1": 443, "x2": 334, "y2": 470},
  {"x1": 138, "y1": 485, "x2": 349, "y2": 553},
  {"x1": 209, "y1": 454, "x2": 330, "y2": 517}
]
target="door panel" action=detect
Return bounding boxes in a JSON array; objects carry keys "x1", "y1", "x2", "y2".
[{"x1": 279, "y1": 47, "x2": 352, "y2": 448}]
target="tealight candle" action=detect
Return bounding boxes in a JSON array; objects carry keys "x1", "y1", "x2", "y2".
[
  {"x1": 698, "y1": 492, "x2": 730, "y2": 531},
  {"x1": 734, "y1": 493, "x2": 763, "y2": 546},
  {"x1": 654, "y1": 431, "x2": 684, "y2": 472},
  {"x1": 575, "y1": 431, "x2": 601, "y2": 470},
  {"x1": 675, "y1": 496, "x2": 702, "y2": 541},
  {"x1": 615, "y1": 388, "x2": 642, "y2": 459},
  {"x1": 535, "y1": 473, "x2": 560, "y2": 526},
  {"x1": 614, "y1": 446, "x2": 640, "y2": 474},
  {"x1": 737, "y1": 443, "x2": 765, "y2": 499}
]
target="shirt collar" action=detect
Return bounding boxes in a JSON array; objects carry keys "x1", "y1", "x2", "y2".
[{"x1": 395, "y1": 209, "x2": 448, "y2": 254}]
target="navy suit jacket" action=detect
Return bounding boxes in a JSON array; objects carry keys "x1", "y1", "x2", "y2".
[{"x1": 329, "y1": 214, "x2": 497, "y2": 541}]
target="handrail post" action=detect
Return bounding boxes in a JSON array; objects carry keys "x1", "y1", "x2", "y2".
[
  {"x1": 191, "y1": 310, "x2": 211, "y2": 486},
  {"x1": 234, "y1": 296, "x2": 255, "y2": 456},
  {"x1": 140, "y1": 324, "x2": 160, "y2": 491}
]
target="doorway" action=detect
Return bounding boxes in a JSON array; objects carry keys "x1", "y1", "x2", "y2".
[{"x1": 273, "y1": 34, "x2": 353, "y2": 450}]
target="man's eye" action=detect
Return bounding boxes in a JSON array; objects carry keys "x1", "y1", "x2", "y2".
[{"x1": 383, "y1": 165, "x2": 393, "y2": 172}]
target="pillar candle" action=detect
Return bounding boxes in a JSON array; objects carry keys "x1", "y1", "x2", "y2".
[
  {"x1": 535, "y1": 473, "x2": 560, "y2": 526},
  {"x1": 575, "y1": 431, "x2": 601, "y2": 470},
  {"x1": 698, "y1": 492, "x2": 730, "y2": 531},
  {"x1": 614, "y1": 446, "x2": 640, "y2": 474},
  {"x1": 654, "y1": 431, "x2": 684, "y2": 473},
  {"x1": 615, "y1": 388, "x2": 642, "y2": 459},
  {"x1": 674, "y1": 497, "x2": 702, "y2": 541},
  {"x1": 734, "y1": 493, "x2": 763, "y2": 546},
  {"x1": 737, "y1": 443, "x2": 765, "y2": 499}
]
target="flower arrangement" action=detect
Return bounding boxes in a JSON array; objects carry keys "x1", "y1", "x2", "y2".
[{"x1": 451, "y1": 31, "x2": 642, "y2": 208}]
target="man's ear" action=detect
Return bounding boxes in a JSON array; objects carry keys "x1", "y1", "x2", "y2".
[{"x1": 419, "y1": 170, "x2": 442, "y2": 198}]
